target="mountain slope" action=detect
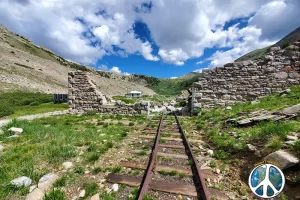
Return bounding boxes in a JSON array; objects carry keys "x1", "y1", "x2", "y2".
[
  {"x1": 0, "y1": 24, "x2": 201, "y2": 97},
  {"x1": 235, "y1": 26, "x2": 300, "y2": 62},
  {"x1": 0, "y1": 24, "x2": 157, "y2": 96}
]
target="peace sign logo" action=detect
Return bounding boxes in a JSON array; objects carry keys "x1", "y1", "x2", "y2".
[{"x1": 248, "y1": 164, "x2": 285, "y2": 198}]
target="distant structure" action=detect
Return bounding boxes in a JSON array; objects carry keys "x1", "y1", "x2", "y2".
[
  {"x1": 126, "y1": 91, "x2": 142, "y2": 98},
  {"x1": 53, "y1": 94, "x2": 68, "y2": 103}
]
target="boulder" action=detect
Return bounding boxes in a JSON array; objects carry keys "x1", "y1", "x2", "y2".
[
  {"x1": 246, "y1": 144, "x2": 257, "y2": 152},
  {"x1": 8, "y1": 127, "x2": 23, "y2": 134},
  {"x1": 264, "y1": 150, "x2": 299, "y2": 170},
  {"x1": 11, "y1": 176, "x2": 32, "y2": 187},
  {"x1": 38, "y1": 173, "x2": 59, "y2": 192},
  {"x1": 282, "y1": 104, "x2": 300, "y2": 115}
]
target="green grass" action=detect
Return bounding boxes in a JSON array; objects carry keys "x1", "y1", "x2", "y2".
[
  {"x1": 0, "y1": 114, "x2": 142, "y2": 199},
  {"x1": 100, "y1": 192, "x2": 115, "y2": 200},
  {"x1": 158, "y1": 170, "x2": 178, "y2": 176},
  {"x1": 148, "y1": 74, "x2": 201, "y2": 96},
  {"x1": 266, "y1": 136, "x2": 283, "y2": 151},
  {"x1": 83, "y1": 182, "x2": 98, "y2": 198},
  {"x1": 294, "y1": 141, "x2": 300, "y2": 152},
  {"x1": 43, "y1": 189, "x2": 67, "y2": 200},
  {"x1": 0, "y1": 92, "x2": 68, "y2": 118},
  {"x1": 191, "y1": 85, "x2": 300, "y2": 161},
  {"x1": 235, "y1": 45, "x2": 271, "y2": 62}
]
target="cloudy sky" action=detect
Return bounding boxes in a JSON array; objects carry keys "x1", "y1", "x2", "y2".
[{"x1": 0, "y1": 0, "x2": 299, "y2": 78}]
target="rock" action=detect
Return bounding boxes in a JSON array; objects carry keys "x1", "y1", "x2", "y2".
[
  {"x1": 282, "y1": 104, "x2": 300, "y2": 115},
  {"x1": 286, "y1": 135, "x2": 298, "y2": 141},
  {"x1": 62, "y1": 161, "x2": 73, "y2": 170},
  {"x1": 285, "y1": 141, "x2": 296, "y2": 145},
  {"x1": 254, "y1": 150, "x2": 262, "y2": 158},
  {"x1": 26, "y1": 188, "x2": 44, "y2": 200},
  {"x1": 0, "y1": 144, "x2": 4, "y2": 152},
  {"x1": 91, "y1": 193, "x2": 100, "y2": 200},
  {"x1": 11, "y1": 176, "x2": 32, "y2": 187},
  {"x1": 264, "y1": 150, "x2": 299, "y2": 170},
  {"x1": 29, "y1": 185, "x2": 37, "y2": 193},
  {"x1": 38, "y1": 173, "x2": 59, "y2": 192},
  {"x1": 79, "y1": 190, "x2": 85, "y2": 198},
  {"x1": 8, "y1": 127, "x2": 23, "y2": 134},
  {"x1": 270, "y1": 46, "x2": 281, "y2": 52},
  {"x1": 251, "y1": 100, "x2": 259, "y2": 105},
  {"x1": 226, "y1": 106, "x2": 232, "y2": 110},
  {"x1": 7, "y1": 135, "x2": 19, "y2": 138},
  {"x1": 112, "y1": 183, "x2": 119, "y2": 192},
  {"x1": 166, "y1": 106, "x2": 176, "y2": 112},
  {"x1": 246, "y1": 144, "x2": 257, "y2": 152},
  {"x1": 274, "y1": 72, "x2": 288, "y2": 79},
  {"x1": 207, "y1": 150, "x2": 214, "y2": 156},
  {"x1": 216, "y1": 169, "x2": 221, "y2": 174}
]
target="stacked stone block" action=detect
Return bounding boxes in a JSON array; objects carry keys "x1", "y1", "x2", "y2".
[
  {"x1": 68, "y1": 71, "x2": 149, "y2": 115},
  {"x1": 192, "y1": 41, "x2": 300, "y2": 110}
]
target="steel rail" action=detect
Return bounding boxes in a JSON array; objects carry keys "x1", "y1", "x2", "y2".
[
  {"x1": 174, "y1": 113, "x2": 210, "y2": 200},
  {"x1": 137, "y1": 113, "x2": 164, "y2": 200}
]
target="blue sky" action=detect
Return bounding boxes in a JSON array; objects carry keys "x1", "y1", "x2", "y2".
[{"x1": 0, "y1": 0, "x2": 299, "y2": 78}]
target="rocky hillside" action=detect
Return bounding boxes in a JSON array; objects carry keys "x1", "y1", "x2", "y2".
[
  {"x1": 236, "y1": 26, "x2": 300, "y2": 62},
  {"x1": 0, "y1": 24, "x2": 156, "y2": 96}
]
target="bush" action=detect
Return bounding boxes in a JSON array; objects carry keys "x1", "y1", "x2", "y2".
[
  {"x1": 281, "y1": 41, "x2": 290, "y2": 49},
  {"x1": 129, "y1": 122, "x2": 135, "y2": 126},
  {"x1": 0, "y1": 104, "x2": 14, "y2": 118},
  {"x1": 179, "y1": 100, "x2": 187, "y2": 107}
]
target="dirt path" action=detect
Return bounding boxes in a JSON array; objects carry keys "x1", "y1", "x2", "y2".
[{"x1": 0, "y1": 110, "x2": 69, "y2": 128}]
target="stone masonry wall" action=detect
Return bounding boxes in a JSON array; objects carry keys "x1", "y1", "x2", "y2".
[
  {"x1": 192, "y1": 41, "x2": 300, "y2": 110},
  {"x1": 68, "y1": 71, "x2": 149, "y2": 115}
]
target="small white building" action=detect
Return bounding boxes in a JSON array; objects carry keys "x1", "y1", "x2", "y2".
[{"x1": 125, "y1": 91, "x2": 142, "y2": 98}]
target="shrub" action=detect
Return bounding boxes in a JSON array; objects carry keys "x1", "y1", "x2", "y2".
[
  {"x1": 0, "y1": 104, "x2": 14, "y2": 118},
  {"x1": 129, "y1": 122, "x2": 135, "y2": 126},
  {"x1": 179, "y1": 100, "x2": 187, "y2": 107}
]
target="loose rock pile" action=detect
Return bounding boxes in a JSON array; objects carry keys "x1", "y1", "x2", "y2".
[{"x1": 192, "y1": 41, "x2": 300, "y2": 110}]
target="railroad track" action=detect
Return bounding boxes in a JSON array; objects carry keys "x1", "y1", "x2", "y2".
[{"x1": 106, "y1": 113, "x2": 211, "y2": 199}]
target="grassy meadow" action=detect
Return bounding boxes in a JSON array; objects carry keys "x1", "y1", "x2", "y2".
[
  {"x1": 0, "y1": 113, "x2": 146, "y2": 199},
  {"x1": 0, "y1": 92, "x2": 68, "y2": 119}
]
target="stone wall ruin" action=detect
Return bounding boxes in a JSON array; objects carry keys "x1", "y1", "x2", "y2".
[
  {"x1": 68, "y1": 71, "x2": 149, "y2": 115},
  {"x1": 192, "y1": 41, "x2": 300, "y2": 111}
]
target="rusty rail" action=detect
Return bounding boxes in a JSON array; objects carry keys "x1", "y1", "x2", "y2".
[
  {"x1": 137, "y1": 113, "x2": 164, "y2": 199},
  {"x1": 174, "y1": 113, "x2": 210, "y2": 200}
]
